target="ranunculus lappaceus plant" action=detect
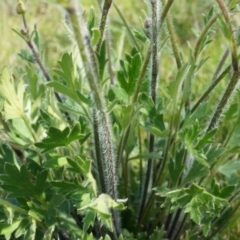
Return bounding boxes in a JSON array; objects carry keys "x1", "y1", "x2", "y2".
[{"x1": 0, "y1": 0, "x2": 240, "y2": 239}]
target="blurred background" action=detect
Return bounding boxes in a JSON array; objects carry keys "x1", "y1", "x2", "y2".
[
  {"x1": 0, "y1": 0, "x2": 216, "y2": 66},
  {"x1": 1, "y1": 0, "x2": 239, "y2": 101}
]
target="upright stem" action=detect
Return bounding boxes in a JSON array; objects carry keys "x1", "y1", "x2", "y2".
[
  {"x1": 162, "y1": 0, "x2": 181, "y2": 69},
  {"x1": 139, "y1": 0, "x2": 159, "y2": 218},
  {"x1": 207, "y1": 71, "x2": 240, "y2": 131},
  {"x1": 96, "y1": 0, "x2": 112, "y2": 51},
  {"x1": 211, "y1": 48, "x2": 230, "y2": 82},
  {"x1": 20, "y1": 14, "x2": 70, "y2": 121},
  {"x1": 191, "y1": 65, "x2": 231, "y2": 113},
  {"x1": 206, "y1": 0, "x2": 239, "y2": 131},
  {"x1": 65, "y1": 3, "x2": 120, "y2": 236},
  {"x1": 216, "y1": 0, "x2": 238, "y2": 71}
]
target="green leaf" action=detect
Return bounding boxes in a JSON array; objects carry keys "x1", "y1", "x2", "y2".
[
  {"x1": 229, "y1": 0, "x2": 237, "y2": 10},
  {"x1": 140, "y1": 123, "x2": 168, "y2": 138},
  {"x1": 219, "y1": 185, "x2": 236, "y2": 198},
  {"x1": 0, "y1": 220, "x2": 21, "y2": 240},
  {"x1": 83, "y1": 211, "x2": 95, "y2": 232},
  {"x1": 182, "y1": 103, "x2": 208, "y2": 129},
  {"x1": 182, "y1": 161, "x2": 209, "y2": 185},
  {"x1": 55, "y1": 53, "x2": 76, "y2": 89},
  {"x1": 33, "y1": 24, "x2": 40, "y2": 49},
  {"x1": 43, "y1": 157, "x2": 68, "y2": 168},
  {"x1": 35, "y1": 123, "x2": 84, "y2": 152},
  {"x1": 127, "y1": 52, "x2": 142, "y2": 95},
  {"x1": 0, "y1": 199, "x2": 27, "y2": 215},
  {"x1": 23, "y1": 220, "x2": 36, "y2": 240},
  {"x1": 196, "y1": 128, "x2": 217, "y2": 148},
  {"x1": 58, "y1": 212, "x2": 83, "y2": 237},
  {"x1": 0, "y1": 67, "x2": 26, "y2": 120},
  {"x1": 218, "y1": 160, "x2": 240, "y2": 179},
  {"x1": 67, "y1": 157, "x2": 97, "y2": 195},
  {"x1": 1, "y1": 164, "x2": 48, "y2": 199},
  {"x1": 67, "y1": 157, "x2": 91, "y2": 175},
  {"x1": 160, "y1": 183, "x2": 229, "y2": 234},
  {"x1": 76, "y1": 91, "x2": 93, "y2": 105},
  {"x1": 217, "y1": 15, "x2": 231, "y2": 42},
  {"x1": 179, "y1": 122, "x2": 209, "y2": 168},
  {"x1": 96, "y1": 40, "x2": 108, "y2": 81},
  {"x1": 45, "y1": 194, "x2": 65, "y2": 226},
  {"x1": 14, "y1": 218, "x2": 30, "y2": 238},
  {"x1": 117, "y1": 51, "x2": 142, "y2": 97},
  {"x1": 0, "y1": 144, "x2": 20, "y2": 174},
  {"x1": 79, "y1": 194, "x2": 125, "y2": 232},
  {"x1": 111, "y1": 85, "x2": 129, "y2": 103},
  {"x1": 168, "y1": 151, "x2": 185, "y2": 187},
  {"x1": 47, "y1": 81, "x2": 81, "y2": 104},
  {"x1": 186, "y1": 199, "x2": 201, "y2": 224},
  {"x1": 91, "y1": 28, "x2": 101, "y2": 46},
  {"x1": 134, "y1": 29, "x2": 148, "y2": 43},
  {"x1": 50, "y1": 180, "x2": 87, "y2": 195},
  {"x1": 168, "y1": 64, "x2": 190, "y2": 106},
  {"x1": 87, "y1": 7, "x2": 95, "y2": 35}
]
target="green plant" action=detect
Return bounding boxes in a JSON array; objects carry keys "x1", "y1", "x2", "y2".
[{"x1": 0, "y1": 0, "x2": 240, "y2": 239}]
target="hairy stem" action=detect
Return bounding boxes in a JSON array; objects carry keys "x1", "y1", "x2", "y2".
[
  {"x1": 207, "y1": 70, "x2": 240, "y2": 132},
  {"x1": 211, "y1": 48, "x2": 230, "y2": 82},
  {"x1": 162, "y1": 0, "x2": 181, "y2": 69},
  {"x1": 216, "y1": 0, "x2": 238, "y2": 71},
  {"x1": 191, "y1": 65, "x2": 231, "y2": 113},
  {"x1": 65, "y1": 3, "x2": 120, "y2": 236},
  {"x1": 139, "y1": 0, "x2": 159, "y2": 219},
  {"x1": 96, "y1": 0, "x2": 112, "y2": 51}
]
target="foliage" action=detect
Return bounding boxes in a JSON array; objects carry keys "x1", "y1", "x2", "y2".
[{"x1": 0, "y1": 0, "x2": 240, "y2": 239}]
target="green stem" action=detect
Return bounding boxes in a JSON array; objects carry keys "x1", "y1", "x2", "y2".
[
  {"x1": 113, "y1": 3, "x2": 140, "y2": 51},
  {"x1": 216, "y1": 0, "x2": 238, "y2": 71},
  {"x1": 162, "y1": 0, "x2": 181, "y2": 69},
  {"x1": 65, "y1": 4, "x2": 120, "y2": 236},
  {"x1": 96, "y1": 0, "x2": 112, "y2": 52},
  {"x1": 160, "y1": 0, "x2": 174, "y2": 25},
  {"x1": 139, "y1": 0, "x2": 159, "y2": 219},
  {"x1": 20, "y1": 14, "x2": 70, "y2": 121},
  {"x1": 191, "y1": 65, "x2": 231, "y2": 113},
  {"x1": 93, "y1": 109, "x2": 106, "y2": 193},
  {"x1": 211, "y1": 48, "x2": 230, "y2": 82},
  {"x1": 207, "y1": 70, "x2": 240, "y2": 132}
]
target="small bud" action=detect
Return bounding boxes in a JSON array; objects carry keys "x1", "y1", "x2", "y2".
[
  {"x1": 144, "y1": 18, "x2": 152, "y2": 29},
  {"x1": 16, "y1": 1, "x2": 27, "y2": 15},
  {"x1": 20, "y1": 29, "x2": 28, "y2": 35},
  {"x1": 144, "y1": 18, "x2": 152, "y2": 39}
]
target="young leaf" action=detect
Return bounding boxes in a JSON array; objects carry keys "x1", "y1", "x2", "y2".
[
  {"x1": 35, "y1": 123, "x2": 84, "y2": 152},
  {"x1": 87, "y1": 7, "x2": 95, "y2": 35}
]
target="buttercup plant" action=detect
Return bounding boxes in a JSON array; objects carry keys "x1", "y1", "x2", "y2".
[{"x1": 0, "y1": 0, "x2": 240, "y2": 239}]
